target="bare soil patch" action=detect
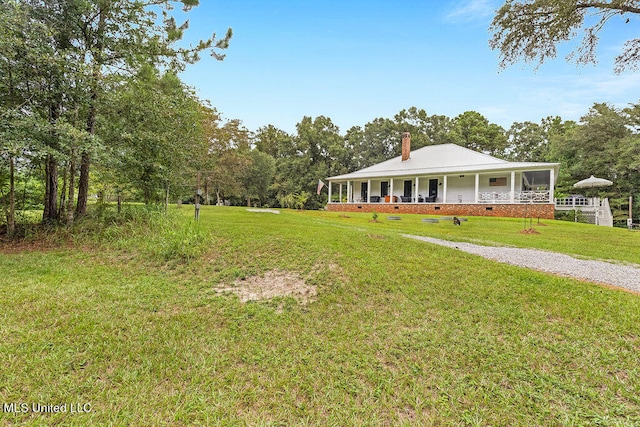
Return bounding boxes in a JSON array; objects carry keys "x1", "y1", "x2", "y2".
[
  {"x1": 215, "y1": 270, "x2": 317, "y2": 304},
  {"x1": 519, "y1": 228, "x2": 540, "y2": 235},
  {"x1": 0, "y1": 236, "x2": 73, "y2": 254}
]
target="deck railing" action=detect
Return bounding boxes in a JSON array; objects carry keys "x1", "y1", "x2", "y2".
[
  {"x1": 555, "y1": 197, "x2": 597, "y2": 207},
  {"x1": 554, "y1": 197, "x2": 613, "y2": 226},
  {"x1": 478, "y1": 191, "x2": 550, "y2": 203}
]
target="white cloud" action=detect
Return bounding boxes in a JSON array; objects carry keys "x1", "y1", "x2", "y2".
[
  {"x1": 476, "y1": 71, "x2": 640, "y2": 128},
  {"x1": 445, "y1": 0, "x2": 498, "y2": 23}
]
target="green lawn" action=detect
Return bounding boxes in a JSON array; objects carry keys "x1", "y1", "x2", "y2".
[{"x1": 1, "y1": 206, "x2": 639, "y2": 426}]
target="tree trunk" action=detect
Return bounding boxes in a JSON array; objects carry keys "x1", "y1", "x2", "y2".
[
  {"x1": 42, "y1": 164, "x2": 48, "y2": 220},
  {"x1": 164, "y1": 182, "x2": 170, "y2": 213},
  {"x1": 43, "y1": 154, "x2": 59, "y2": 223},
  {"x1": 75, "y1": 151, "x2": 90, "y2": 216},
  {"x1": 7, "y1": 156, "x2": 15, "y2": 236},
  {"x1": 66, "y1": 155, "x2": 75, "y2": 223},
  {"x1": 77, "y1": 8, "x2": 105, "y2": 217},
  {"x1": 246, "y1": 195, "x2": 251, "y2": 207},
  {"x1": 216, "y1": 188, "x2": 221, "y2": 206},
  {"x1": 204, "y1": 178, "x2": 210, "y2": 205},
  {"x1": 58, "y1": 162, "x2": 67, "y2": 220}
]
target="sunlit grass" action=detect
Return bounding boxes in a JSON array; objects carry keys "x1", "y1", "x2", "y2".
[
  {"x1": 1, "y1": 205, "x2": 638, "y2": 425},
  {"x1": 305, "y1": 209, "x2": 640, "y2": 265}
]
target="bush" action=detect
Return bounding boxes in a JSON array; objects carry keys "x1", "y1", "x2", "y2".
[{"x1": 146, "y1": 220, "x2": 210, "y2": 262}]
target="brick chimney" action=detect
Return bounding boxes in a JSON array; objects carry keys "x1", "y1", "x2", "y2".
[{"x1": 401, "y1": 132, "x2": 411, "y2": 161}]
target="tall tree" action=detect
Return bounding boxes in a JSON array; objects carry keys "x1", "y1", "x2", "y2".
[
  {"x1": 21, "y1": 0, "x2": 232, "y2": 217},
  {"x1": 506, "y1": 120, "x2": 549, "y2": 161},
  {"x1": 616, "y1": 103, "x2": 640, "y2": 217},
  {"x1": 286, "y1": 116, "x2": 345, "y2": 208},
  {"x1": 449, "y1": 111, "x2": 508, "y2": 157},
  {"x1": 204, "y1": 118, "x2": 253, "y2": 205},
  {"x1": 345, "y1": 117, "x2": 398, "y2": 169},
  {"x1": 100, "y1": 66, "x2": 206, "y2": 204},
  {"x1": 490, "y1": 0, "x2": 640, "y2": 72},
  {"x1": 547, "y1": 103, "x2": 633, "y2": 215},
  {"x1": 0, "y1": 0, "x2": 69, "y2": 224},
  {"x1": 254, "y1": 125, "x2": 293, "y2": 158},
  {"x1": 240, "y1": 150, "x2": 275, "y2": 207},
  {"x1": 393, "y1": 107, "x2": 453, "y2": 149}
]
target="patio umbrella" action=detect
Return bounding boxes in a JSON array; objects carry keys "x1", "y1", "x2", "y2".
[{"x1": 573, "y1": 175, "x2": 613, "y2": 188}]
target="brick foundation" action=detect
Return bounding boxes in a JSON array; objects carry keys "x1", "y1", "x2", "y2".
[{"x1": 327, "y1": 203, "x2": 555, "y2": 219}]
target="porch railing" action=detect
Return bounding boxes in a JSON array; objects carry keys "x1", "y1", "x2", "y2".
[
  {"x1": 478, "y1": 191, "x2": 550, "y2": 203},
  {"x1": 554, "y1": 197, "x2": 596, "y2": 207},
  {"x1": 330, "y1": 190, "x2": 553, "y2": 204}
]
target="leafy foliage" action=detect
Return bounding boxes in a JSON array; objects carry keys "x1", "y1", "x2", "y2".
[
  {"x1": 0, "y1": 0, "x2": 232, "y2": 224},
  {"x1": 490, "y1": 0, "x2": 640, "y2": 72},
  {"x1": 99, "y1": 66, "x2": 207, "y2": 203}
]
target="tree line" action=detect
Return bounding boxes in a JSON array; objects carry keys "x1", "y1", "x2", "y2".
[
  {"x1": 3, "y1": 1, "x2": 640, "y2": 236},
  {"x1": 0, "y1": 0, "x2": 231, "y2": 235}
]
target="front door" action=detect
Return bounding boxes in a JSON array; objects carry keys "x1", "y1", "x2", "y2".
[
  {"x1": 429, "y1": 179, "x2": 438, "y2": 198},
  {"x1": 361, "y1": 182, "x2": 368, "y2": 201},
  {"x1": 381, "y1": 182, "x2": 389, "y2": 197},
  {"x1": 403, "y1": 180, "x2": 412, "y2": 198}
]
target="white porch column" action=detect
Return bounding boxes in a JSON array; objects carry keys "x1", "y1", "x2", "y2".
[
  {"x1": 347, "y1": 181, "x2": 351, "y2": 203},
  {"x1": 390, "y1": 178, "x2": 394, "y2": 202},
  {"x1": 510, "y1": 171, "x2": 515, "y2": 203},
  {"x1": 549, "y1": 168, "x2": 555, "y2": 204},
  {"x1": 367, "y1": 179, "x2": 371, "y2": 203},
  {"x1": 474, "y1": 173, "x2": 480, "y2": 203},
  {"x1": 339, "y1": 183, "x2": 343, "y2": 203},
  {"x1": 415, "y1": 177, "x2": 419, "y2": 202},
  {"x1": 328, "y1": 181, "x2": 332, "y2": 203},
  {"x1": 443, "y1": 175, "x2": 448, "y2": 203}
]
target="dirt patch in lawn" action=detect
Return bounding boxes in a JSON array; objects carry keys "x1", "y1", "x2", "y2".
[
  {"x1": 215, "y1": 270, "x2": 317, "y2": 305},
  {"x1": 519, "y1": 228, "x2": 541, "y2": 235},
  {"x1": 0, "y1": 236, "x2": 75, "y2": 254}
]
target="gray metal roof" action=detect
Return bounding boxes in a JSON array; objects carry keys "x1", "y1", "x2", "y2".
[{"x1": 329, "y1": 143, "x2": 560, "y2": 181}]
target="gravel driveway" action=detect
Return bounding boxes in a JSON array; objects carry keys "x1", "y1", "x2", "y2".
[{"x1": 404, "y1": 235, "x2": 640, "y2": 293}]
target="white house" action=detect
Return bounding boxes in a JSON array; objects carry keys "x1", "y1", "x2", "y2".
[{"x1": 326, "y1": 133, "x2": 560, "y2": 219}]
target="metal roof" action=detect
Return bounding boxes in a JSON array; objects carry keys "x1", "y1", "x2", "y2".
[{"x1": 329, "y1": 143, "x2": 560, "y2": 181}]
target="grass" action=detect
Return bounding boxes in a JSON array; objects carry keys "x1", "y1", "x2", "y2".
[
  {"x1": 1, "y1": 205, "x2": 639, "y2": 425},
  {"x1": 318, "y1": 209, "x2": 640, "y2": 265}
]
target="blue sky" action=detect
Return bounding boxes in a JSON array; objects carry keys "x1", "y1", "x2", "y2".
[{"x1": 176, "y1": 0, "x2": 639, "y2": 134}]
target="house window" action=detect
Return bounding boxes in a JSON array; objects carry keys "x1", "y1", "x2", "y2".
[{"x1": 489, "y1": 177, "x2": 507, "y2": 186}]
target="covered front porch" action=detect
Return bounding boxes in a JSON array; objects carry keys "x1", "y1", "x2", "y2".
[
  {"x1": 328, "y1": 170, "x2": 555, "y2": 206},
  {"x1": 325, "y1": 199, "x2": 556, "y2": 219}
]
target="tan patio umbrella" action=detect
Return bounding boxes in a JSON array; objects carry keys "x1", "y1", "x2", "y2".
[
  {"x1": 573, "y1": 175, "x2": 613, "y2": 188},
  {"x1": 573, "y1": 175, "x2": 613, "y2": 225}
]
